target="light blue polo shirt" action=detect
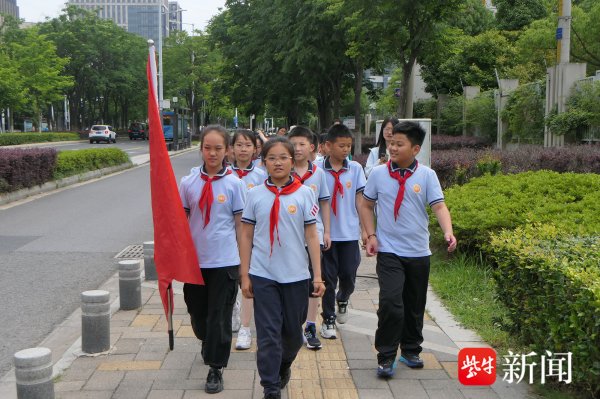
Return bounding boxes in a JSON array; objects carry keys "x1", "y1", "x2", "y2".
[
  {"x1": 365, "y1": 146, "x2": 389, "y2": 178},
  {"x1": 179, "y1": 166, "x2": 246, "y2": 268},
  {"x1": 317, "y1": 157, "x2": 366, "y2": 241},
  {"x1": 229, "y1": 163, "x2": 268, "y2": 191},
  {"x1": 293, "y1": 162, "x2": 330, "y2": 245},
  {"x1": 363, "y1": 161, "x2": 444, "y2": 257},
  {"x1": 241, "y1": 178, "x2": 318, "y2": 283}
]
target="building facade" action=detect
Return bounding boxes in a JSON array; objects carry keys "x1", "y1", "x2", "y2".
[
  {"x1": 168, "y1": 1, "x2": 182, "y2": 32},
  {"x1": 67, "y1": 0, "x2": 181, "y2": 42},
  {"x1": 0, "y1": 0, "x2": 19, "y2": 19}
]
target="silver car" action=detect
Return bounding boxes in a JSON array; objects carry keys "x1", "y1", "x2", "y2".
[{"x1": 89, "y1": 125, "x2": 117, "y2": 144}]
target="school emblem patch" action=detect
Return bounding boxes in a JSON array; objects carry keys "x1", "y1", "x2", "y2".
[
  {"x1": 247, "y1": 183, "x2": 255, "y2": 189},
  {"x1": 287, "y1": 205, "x2": 297, "y2": 214},
  {"x1": 217, "y1": 194, "x2": 227, "y2": 203},
  {"x1": 310, "y1": 184, "x2": 317, "y2": 192},
  {"x1": 413, "y1": 184, "x2": 421, "y2": 193},
  {"x1": 346, "y1": 181, "x2": 352, "y2": 189}
]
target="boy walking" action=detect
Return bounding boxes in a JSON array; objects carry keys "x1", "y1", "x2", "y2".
[
  {"x1": 359, "y1": 121, "x2": 457, "y2": 377},
  {"x1": 317, "y1": 124, "x2": 366, "y2": 339}
]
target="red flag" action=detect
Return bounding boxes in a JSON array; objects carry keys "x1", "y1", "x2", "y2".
[{"x1": 146, "y1": 49, "x2": 204, "y2": 349}]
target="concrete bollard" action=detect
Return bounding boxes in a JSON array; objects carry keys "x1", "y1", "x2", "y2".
[
  {"x1": 143, "y1": 241, "x2": 157, "y2": 281},
  {"x1": 14, "y1": 347, "x2": 55, "y2": 399},
  {"x1": 81, "y1": 290, "x2": 110, "y2": 354},
  {"x1": 118, "y1": 259, "x2": 142, "y2": 310}
]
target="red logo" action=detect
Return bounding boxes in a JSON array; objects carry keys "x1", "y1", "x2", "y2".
[{"x1": 458, "y1": 348, "x2": 497, "y2": 385}]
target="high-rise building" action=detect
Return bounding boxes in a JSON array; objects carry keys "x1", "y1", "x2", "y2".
[
  {"x1": 0, "y1": 0, "x2": 19, "y2": 19},
  {"x1": 168, "y1": 1, "x2": 182, "y2": 33},
  {"x1": 67, "y1": 0, "x2": 182, "y2": 42}
]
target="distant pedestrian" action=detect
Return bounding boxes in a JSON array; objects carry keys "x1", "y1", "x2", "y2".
[
  {"x1": 365, "y1": 116, "x2": 399, "y2": 178},
  {"x1": 239, "y1": 137, "x2": 325, "y2": 399},
  {"x1": 178, "y1": 125, "x2": 246, "y2": 393},
  {"x1": 359, "y1": 121, "x2": 457, "y2": 378}
]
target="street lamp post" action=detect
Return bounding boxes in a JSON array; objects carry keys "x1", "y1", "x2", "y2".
[{"x1": 157, "y1": 2, "x2": 186, "y2": 111}]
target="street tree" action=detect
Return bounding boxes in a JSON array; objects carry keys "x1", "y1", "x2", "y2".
[{"x1": 494, "y1": 0, "x2": 548, "y2": 31}]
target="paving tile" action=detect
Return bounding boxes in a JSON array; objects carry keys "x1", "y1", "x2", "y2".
[
  {"x1": 83, "y1": 370, "x2": 125, "y2": 390},
  {"x1": 387, "y1": 379, "x2": 428, "y2": 398},
  {"x1": 350, "y1": 369, "x2": 390, "y2": 389},
  {"x1": 394, "y1": 369, "x2": 450, "y2": 380},
  {"x1": 357, "y1": 389, "x2": 394, "y2": 399},
  {"x1": 441, "y1": 361, "x2": 458, "y2": 379},
  {"x1": 288, "y1": 386, "x2": 324, "y2": 399},
  {"x1": 112, "y1": 385, "x2": 152, "y2": 399},
  {"x1": 222, "y1": 369, "x2": 255, "y2": 389},
  {"x1": 55, "y1": 380, "x2": 86, "y2": 392},
  {"x1": 177, "y1": 326, "x2": 196, "y2": 338},
  {"x1": 420, "y1": 352, "x2": 443, "y2": 370},
  {"x1": 57, "y1": 391, "x2": 113, "y2": 399},
  {"x1": 152, "y1": 377, "x2": 203, "y2": 390},
  {"x1": 131, "y1": 314, "x2": 160, "y2": 327},
  {"x1": 347, "y1": 358, "x2": 378, "y2": 370},
  {"x1": 460, "y1": 388, "x2": 501, "y2": 399},
  {"x1": 135, "y1": 350, "x2": 169, "y2": 361},
  {"x1": 97, "y1": 360, "x2": 161, "y2": 371},
  {"x1": 322, "y1": 388, "x2": 359, "y2": 398},
  {"x1": 320, "y1": 378, "x2": 355, "y2": 389},
  {"x1": 147, "y1": 390, "x2": 184, "y2": 399},
  {"x1": 426, "y1": 386, "x2": 466, "y2": 399},
  {"x1": 161, "y1": 351, "x2": 196, "y2": 370}
]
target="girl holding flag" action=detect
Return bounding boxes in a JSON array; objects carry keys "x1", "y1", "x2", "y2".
[
  {"x1": 178, "y1": 125, "x2": 246, "y2": 394},
  {"x1": 239, "y1": 137, "x2": 325, "y2": 399}
]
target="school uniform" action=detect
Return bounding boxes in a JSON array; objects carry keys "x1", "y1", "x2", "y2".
[
  {"x1": 364, "y1": 146, "x2": 390, "y2": 178},
  {"x1": 292, "y1": 161, "x2": 330, "y2": 245},
  {"x1": 362, "y1": 160, "x2": 444, "y2": 363},
  {"x1": 241, "y1": 177, "x2": 319, "y2": 396},
  {"x1": 229, "y1": 162, "x2": 268, "y2": 191},
  {"x1": 317, "y1": 157, "x2": 366, "y2": 321},
  {"x1": 179, "y1": 165, "x2": 246, "y2": 368}
]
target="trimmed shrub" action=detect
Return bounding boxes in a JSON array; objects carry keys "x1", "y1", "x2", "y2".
[
  {"x1": 0, "y1": 132, "x2": 80, "y2": 146},
  {"x1": 0, "y1": 148, "x2": 57, "y2": 193},
  {"x1": 431, "y1": 134, "x2": 491, "y2": 151},
  {"x1": 489, "y1": 224, "x2": 600, "y2": 395},
  {"x1": 442, "y1": 171, "x2": 600, "y2": 250},
  {"x1": 54, "y1": 148, "x2": 130, "y2": 179},
  {"x1": 432, "y1": 145, "x2": 600, "y2": 188}
]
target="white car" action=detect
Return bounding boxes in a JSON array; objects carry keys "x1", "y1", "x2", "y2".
[{"x1": 89, "y1": 125, "x2": 117, "y2": 144}]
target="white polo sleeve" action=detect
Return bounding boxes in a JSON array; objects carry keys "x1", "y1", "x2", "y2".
[
  {"x1": 317, "y1": 170, "x2": 331, "y2": 201},
  {"x1": 179, "y1": 176, "x2": 190, "y2": 211},
  {"x1": 426, "y1": 169, "x2": 445, "y2": 207},
  {"x1": 241, "y1": 188, "x2": 257, "y2": 225},
  {"x1": 301, "y1": 188, "x2": 318, "y2": 225},
  {"x1": 231, "y1": 177, "x2": 246, "y2": 215},
  {"x1": 362, "y1": 168, "x2": 378, "y2": 202},
  {"x1": 364, "y1": 147, "x2": 378, "y2": 178}
]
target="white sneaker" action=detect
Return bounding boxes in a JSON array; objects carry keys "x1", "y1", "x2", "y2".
[
  {"x1": 320, "y1": 319, "x2": 337, "y2": 339},
  {"x1": 337, "y1": 301, "x2": 348, "y2": 324},
  {"x1": 231, "y1": 300, "x2": 241, "y2": 332},
  {"x1": 236, "y1": 326, "x2": 252, "y2": 350}
]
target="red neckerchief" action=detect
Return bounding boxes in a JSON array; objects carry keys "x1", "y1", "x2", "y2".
[
  {"x1": 387, "y1": 160, "x2": 418, "y2": 220},
  {"x1": 198, "y1": 168, "x2": 232, "y2": 228},
  {"x1": 264, "y1": 177, "x2": 303, "y2": 256},
  {"x1": 327, "y1": 159, "x2": 347, "y2": 216},
  {"x1": 293, "y1": 162, "x2": 317, "y2": 183},
  {"x1": 232, "y1": 163, "x2": 253, "y2": 179}
]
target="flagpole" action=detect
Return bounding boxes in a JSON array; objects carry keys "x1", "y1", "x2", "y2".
[
  {"x1": 167, "y1": 284, "x2": 174, "y2": 350},
  {"x1": 147, "y1": 40, "x2": 159, "y2": 107}
]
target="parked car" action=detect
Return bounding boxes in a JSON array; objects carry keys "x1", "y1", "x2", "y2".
[
  {"x1": 89, "y1": 125, "x2": 117, "y2": 144},
  {"x1": 128, "y1": 122, "x2": 148, "y2": 140}
]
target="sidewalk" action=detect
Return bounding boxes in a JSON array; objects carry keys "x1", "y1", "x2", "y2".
[{"x1": 0, "y1": 254, "x2": 533, "y2": 399}]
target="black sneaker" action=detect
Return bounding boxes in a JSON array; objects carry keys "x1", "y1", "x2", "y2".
[
  {"x1": 399, "y1": 353, "x2": 424, "y2": 369},
  {"x1": 304, "y1": 324, "x2": 322, "y2": 349},
  {"x1": 263, "y1": 393, "x2": 281, "y2": 399},
  {"x1": 279, "y1": 366, "x2": 291, "y2": 389},
  {"x1": 377, "y1": 358, "x2": 396, "y2": 378},
  {"x1": 205, "y1": 367, "x2": 223, "y2": 394}
]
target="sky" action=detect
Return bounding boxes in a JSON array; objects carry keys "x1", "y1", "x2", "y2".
[{"x1": 16, "y1": 0, "x2": 227, "y2": 32}]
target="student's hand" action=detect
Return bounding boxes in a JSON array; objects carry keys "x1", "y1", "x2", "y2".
[
  {"x1": 241, "y1": 276, "x2": 254, "y2": 298},
  {"x1": 361, "y1": 230, "x2": 368, "y2": 249},
  {"x1": 323, "y1": 233, "x2": 331, "y2": 251},
  {"x1": 445, "y1": 233, "x2": 457, "y2": 253},
  {"x1": 311, "y1": 281, "x2": 325, "y2": 297},
  {"x1": 378, "y1": 156, "x2": 387, "y2": 165},
  {"x1": 366, "y1": 235, "x2": 378, "y2": 257}
]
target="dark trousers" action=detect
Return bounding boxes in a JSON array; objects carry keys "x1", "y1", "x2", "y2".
[
  {"x1": 374, "y1": 252, "x2": 430, "y2": 363},
  {"x1": 251, "y1": 275, "x2": 309, "y2": 395},
  {"x1": 321, "y1": 240, "x2": 361, "y2": 320},
  {"x1": 183, "y1": 265, "x2": 239, "y2": 368}
]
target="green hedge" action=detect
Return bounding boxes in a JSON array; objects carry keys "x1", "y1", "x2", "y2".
[
  {"x1": 442, "y1": 171, "x2": 600, "y2": 250},
  {"x1": 54, "y1": 148, "x2": 130, "y2": 179},
  {"x1": 489, "y1": 224, "x2": 600, "y2": 395},
  {"x1": 0, "y1": 132, "x2": 80, "y2": 146}
]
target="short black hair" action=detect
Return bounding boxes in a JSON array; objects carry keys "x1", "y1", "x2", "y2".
[
  {"x1": 326, "y1": 123, "x2": 353, "y2": 142},
  {"x1": 392, "y1": 121, "x2": 426, "y2": 147},
  {"x1": 288, "y1": 125, "x2": 314, "y2": 141},
  {"x1": 319, "y1": 133, "x2": 328, "y2": 144},
  {"x1": 232, "y1": 129, "x2": 257, "y2": 148}
]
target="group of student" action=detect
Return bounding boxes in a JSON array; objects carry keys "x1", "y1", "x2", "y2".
[{"x1": 177, "y1": 119, "x2": 457, "y2": 399}]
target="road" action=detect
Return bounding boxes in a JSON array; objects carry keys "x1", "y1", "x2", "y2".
[{"x1": 0, "y1": 149, "x2": 201, "y2": 376}]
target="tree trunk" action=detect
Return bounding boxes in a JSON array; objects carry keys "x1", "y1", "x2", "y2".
[
  {"x1": 353, "y1": 63, "x2": 363, "y2": 156},
  {"x1": 396, "y1": 56, "x2": 417, "y2": 118}
]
